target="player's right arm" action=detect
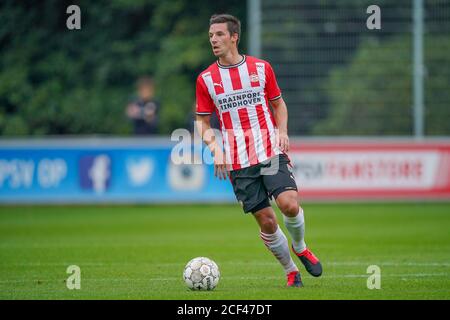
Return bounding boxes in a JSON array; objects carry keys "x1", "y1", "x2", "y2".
[
  {"x1": 195, "y1": 74, "x2": 228, "y2": 180},
  {"x1": 195, "y1": 114, "x2": 228, "y2": 180}
]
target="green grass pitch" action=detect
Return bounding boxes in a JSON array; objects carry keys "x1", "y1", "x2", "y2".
[{"x1": 0, "y1": 202, "x2": 449, "y2": 300}]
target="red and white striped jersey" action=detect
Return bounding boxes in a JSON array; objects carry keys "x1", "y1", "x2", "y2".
[{"x1": 196, "y1": 55, "x2": 282, "y2": 171}]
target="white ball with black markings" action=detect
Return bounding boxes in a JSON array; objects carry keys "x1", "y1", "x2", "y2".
[{"x1": 183, "y1": 257, "x2": 220, "y2": 291}]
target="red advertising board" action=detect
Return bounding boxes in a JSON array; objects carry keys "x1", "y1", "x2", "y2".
[{"x1": 289, "y1": 140, "x2": 450, "y2": 200}]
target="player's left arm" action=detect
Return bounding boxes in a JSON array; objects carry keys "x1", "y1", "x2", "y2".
[{"x1": 270, "y1": 97, "x2": 289, "y2": 153}]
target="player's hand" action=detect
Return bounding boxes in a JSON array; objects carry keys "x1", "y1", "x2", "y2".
[
  {"x1": 213, "y1": 148, "x2": 229, "y2": 180},
  {"x1": 277, "y1": 131, "x2": 290, "y2": 153}
]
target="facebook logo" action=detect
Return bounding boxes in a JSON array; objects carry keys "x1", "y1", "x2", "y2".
[{"x1": 79, "y1": 155, "x2": 111, "y2": 194}]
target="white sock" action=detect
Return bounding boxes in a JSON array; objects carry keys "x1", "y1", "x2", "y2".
[
  {"x1": 283, "y1": 207, "x2": 307, "y2": 253},
  {"x1": 260, "y1": 226, "x2": 298, "y2": 274}
]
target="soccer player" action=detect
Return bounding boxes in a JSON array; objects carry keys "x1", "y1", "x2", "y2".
[{"x1": 195, "y1": 14, "x2": 322, "y2": 287}]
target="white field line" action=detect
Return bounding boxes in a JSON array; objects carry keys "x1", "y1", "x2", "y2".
[
  {"x1": 0, "y1": 273, "x2": 448, "y2": 284},
  {"x1": 1, "y1": 261, "x2": 449, "y2": 267}
]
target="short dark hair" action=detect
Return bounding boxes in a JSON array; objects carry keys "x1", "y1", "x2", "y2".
[
  {"x1": 209, "y1": 14, "x2": 241, "y2": 45},
  {"x1": 136, "y1": 76, "x2": 154, "y2": 88}
]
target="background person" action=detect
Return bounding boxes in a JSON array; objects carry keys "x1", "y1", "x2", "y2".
[{"x1": 126, "y1": 76, "x2": 161, "y2": 135}]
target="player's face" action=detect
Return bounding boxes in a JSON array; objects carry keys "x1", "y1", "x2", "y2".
[{"x1": 209, "y1": 23, "x2": 236, "y2": 57}]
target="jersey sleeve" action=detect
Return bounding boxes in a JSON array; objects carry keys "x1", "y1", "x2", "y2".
[
  {"x1": 265, "y1": 62, "x2": 282, "y2": 101},
  {"x1": 196, "y1": 75, "x2": 215, "y2": 115}
]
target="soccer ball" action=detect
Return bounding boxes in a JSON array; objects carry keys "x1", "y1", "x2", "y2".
[{"x1": 183, "y1": 257, "x2": 220, "y2": 290}]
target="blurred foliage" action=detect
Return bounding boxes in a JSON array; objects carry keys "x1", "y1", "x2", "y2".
[
  {"x1": 314, "y1": 36, "x2": 450, "y2": 135},
  {"x1": 0, "y1": 0, "x2": 245, "y2": 136},
  {"x1": 261, "y1": 0, "x2": 450, "y2": 136},
  {"x1": 1, "y1": 0, "x2": 448, "y2": 137}
]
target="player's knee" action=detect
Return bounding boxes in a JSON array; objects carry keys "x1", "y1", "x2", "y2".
[
  {"x1": 279, "y1": 199, "x2": 299, "y2": 217},
  {"x1": 259, "y1": 215, "x2": 278, "y2": 233}
]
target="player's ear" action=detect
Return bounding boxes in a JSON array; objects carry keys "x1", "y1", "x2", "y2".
[{"x1": 231, "y1": 32, "x2": 239, "y2": 44}]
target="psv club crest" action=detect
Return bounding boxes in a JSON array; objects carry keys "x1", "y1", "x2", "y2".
[{"x1": 250, "y1": 73, "x2": 259, "y2": 83}]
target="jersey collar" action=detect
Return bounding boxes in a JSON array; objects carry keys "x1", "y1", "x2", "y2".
[{"x1": 217, "y1": 54, "x2": 246, "y2": 69}]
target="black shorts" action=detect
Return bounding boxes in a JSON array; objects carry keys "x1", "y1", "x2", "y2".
[{"x1": 229, "y1": 154, "x2": 298, "y2": 214}]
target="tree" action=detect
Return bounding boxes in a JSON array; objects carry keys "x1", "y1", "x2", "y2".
[
  {"x1": 0, "y1": 0, "x2": 246, "y2": 136},
  {"x1": 313, "y1": 36, "x2": 450, "y2": 135}
]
